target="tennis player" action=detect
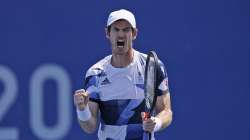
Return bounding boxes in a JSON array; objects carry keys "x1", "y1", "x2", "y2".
[{"x1": 73, "y1": 9, "x2": 172, "y2": 140}]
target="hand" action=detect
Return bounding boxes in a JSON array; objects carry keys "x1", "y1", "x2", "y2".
[
  {"x1": 141, "y1": 112, "x2": 156, "y2": 133},
  {"x1": 74, "y1": 89, "x2": 89, "y2": 110}
]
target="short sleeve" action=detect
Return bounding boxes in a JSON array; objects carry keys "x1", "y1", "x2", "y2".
[
  {"x1": 155, "y1": 61, "x2": 170, "y2": 96},
  {"x1": 84, "y1": 74, "x2": 100, "y2": 103}
]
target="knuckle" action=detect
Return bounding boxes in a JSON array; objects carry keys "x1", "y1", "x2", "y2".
[
  {"x1": 75, "y1": 89, "x2": 85, "y2": 94},
  {"x1": 83, "y1": 92, "x2": 89, "y2": 97}
]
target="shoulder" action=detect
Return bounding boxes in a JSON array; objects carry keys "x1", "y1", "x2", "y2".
[
  {"x1": 85, "y1": 55, "x2": 111, "y2": 78},
  {"x1": 135, "y1": 50, "x2": 147, "y2": 60},
  {"x1": 135, "y1": 50, "x2": 165, "y2": 67},
  {"x1": 133, "y1": 50, "x2": 147, "y2": 66}
]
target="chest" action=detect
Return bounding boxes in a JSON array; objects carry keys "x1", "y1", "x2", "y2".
[{"x1": 97, "y1": 66, "x2": 145, "y2": 101}]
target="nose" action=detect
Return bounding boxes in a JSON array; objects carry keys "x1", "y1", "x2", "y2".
[{"x1": 117, "y1": 30, "x2": 125, "y2": 38}]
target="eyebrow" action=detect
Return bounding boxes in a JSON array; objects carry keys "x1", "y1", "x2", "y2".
[{"x1": 113, "y1": 27, "x2": 132, "y2": 31}]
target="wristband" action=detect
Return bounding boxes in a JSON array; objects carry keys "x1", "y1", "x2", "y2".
[
  {"x1": 76, "y1": 105, "x2": 91, "y2": 121},
  {"x1": 152, "y1": 117, "x2": 162, "y2": 132}
]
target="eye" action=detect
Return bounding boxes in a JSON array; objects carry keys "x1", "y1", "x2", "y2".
[
  {"x1": 113, "y1": 27, "x2": 120, "y2": 32},
  {"x1": 123, "y1": 27, "x2": 132, "y2": 32}
]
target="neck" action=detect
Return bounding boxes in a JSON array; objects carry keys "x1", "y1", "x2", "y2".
[{"x1": 111, "y1": 49, "x2": 134, "y2": 68}]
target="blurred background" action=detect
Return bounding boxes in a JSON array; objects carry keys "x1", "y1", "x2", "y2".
[{"x1": 0, "y1": 0, "x2": 249, "y2": 140}]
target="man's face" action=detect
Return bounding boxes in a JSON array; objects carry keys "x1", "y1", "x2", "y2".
[{"x1": 106, "y1": 19, "x2": 137, "y2": 55}]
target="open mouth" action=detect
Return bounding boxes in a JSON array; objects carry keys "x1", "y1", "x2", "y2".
[{"x1": 117, "y1": 41, "x2": 125, "y2": 48}]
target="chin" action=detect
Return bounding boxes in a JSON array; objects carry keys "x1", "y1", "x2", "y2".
[{"x1": 113, "y1": 48, "x2": 129, "y2": 55}]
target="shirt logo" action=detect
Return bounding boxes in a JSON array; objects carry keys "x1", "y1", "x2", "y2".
[
  {"x1": 137, "y1": 71, "x2": 143, "y2": 83},
  {"x1": 101, "y1": 77, "x2": 111, "y2": 85}
]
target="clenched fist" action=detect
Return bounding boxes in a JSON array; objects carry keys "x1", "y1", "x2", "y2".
[{"x1": 73, "y1": 89, "x2": 89, "y2": 111}]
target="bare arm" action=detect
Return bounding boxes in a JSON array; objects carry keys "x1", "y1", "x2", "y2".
[
  {"x1": 74, "y1": 89, "x2": 99, "y2": 134},
  {"x1": 155, "y1": 91, "x2": 173, "y2": 130},
  {"x1": 78, "y1": 101, "x2": 99, "y2": 134},
  {"x1": 141, "y1": 90, "x2": 172, "y2": 132}
]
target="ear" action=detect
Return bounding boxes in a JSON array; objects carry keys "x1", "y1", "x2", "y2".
[
  {"x1": 105, "y1": 28, "x2": 110, "y2": 39},
  {"x1": 132, "y1": 28, "x2": 138, "y2": 40}
]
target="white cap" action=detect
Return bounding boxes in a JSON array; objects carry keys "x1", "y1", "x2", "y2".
[{"x1": 107, "y1": 9, "x2": 136, "y2": 28}]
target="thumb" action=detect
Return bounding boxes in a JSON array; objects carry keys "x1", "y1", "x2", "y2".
[
  {"x1": 82, "y1": 92, "x2": 89, "y2": 105},
  {"x1": 141, "y1": 112, "x2": 146, "y2": 121}
]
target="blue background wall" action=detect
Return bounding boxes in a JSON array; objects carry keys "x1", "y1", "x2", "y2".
[{"x1": 0, "y1": 0, "x2": 249, "y2": 140}]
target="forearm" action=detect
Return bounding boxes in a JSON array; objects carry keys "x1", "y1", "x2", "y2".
[
  {"x1": 155, "y1": 93, "x2": 173, "y2": 130},
  {"x1": 156, "y1": 108, "x2": 173, "y2": 130},
  {"x1": 78, "y1": 117, "x2": 98, "y2": 134},
  {"x1": 75, "y1": 100, "x2": 99, "y2": 134}
]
